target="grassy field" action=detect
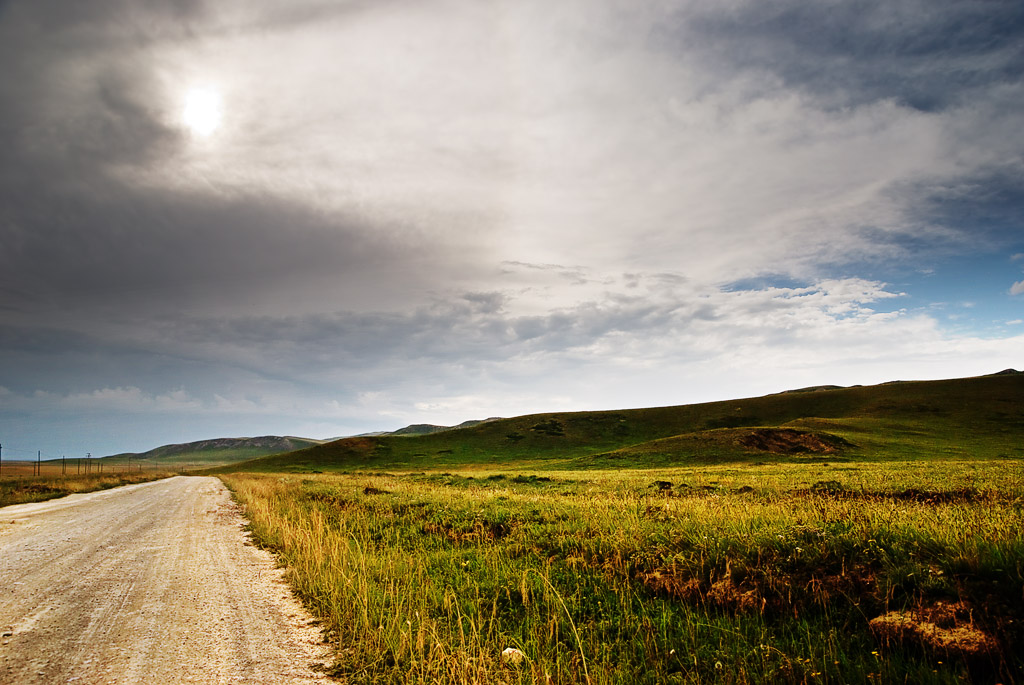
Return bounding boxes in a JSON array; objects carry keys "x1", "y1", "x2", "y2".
[
  {"x1": 222, "y1": 460, "x2": 1023, "y2": 684},
  {"x1": 211, "y1": 373, "x2": 1023, "y2": 682},
  {"x1": 0, "y1": 469, "x2": 175, "y2": 506}
]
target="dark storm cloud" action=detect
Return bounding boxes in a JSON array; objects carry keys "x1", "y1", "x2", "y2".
[
  {"x1": 0, "y1": 0, "x2": 203, "y2": 151},
  {"x1": 134, "y1": 298, "x2": 604, "y2": 384},
  {"x1": 0, "y1": 2, "x2": 190, "y2": 312},
  {"x1": 0, "y1": 0, "x2": 203, "y2": 37},
  {"x1": 664, "y1": 0, "x2": 1024, "y2": 111},
  {"x1": 912, "y1": 164, "x2": 1024, "y2": 244},
  {"x1": 142, "y1": 281, "x2": 790, "y2": 377},
  {"x1": 0, "y1": 20, "x2": 172, "y2": 174},
  {"x1": 0, "y1": 176, "x2": 430, "y2": 315},
  {"x1": 0, "y1": 0, "x2": 447, "y2": 320},
  {"x1": 0, "y1": 325, "x2": 200, "y2": 399}
]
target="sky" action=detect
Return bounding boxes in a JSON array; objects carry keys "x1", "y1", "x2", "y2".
[{"x1": 1, "y1": 0, "x2": 1023, "y2": 458}]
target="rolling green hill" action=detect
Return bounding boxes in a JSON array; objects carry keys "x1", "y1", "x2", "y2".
[
  {"x1": 104, "y1": 435, "x2": 323, "y2": 468},
  {"x1": 212, "y1": 371, "x2": 1023, "y2": 473},
  {"x1": 356, "y1": 418, "x2": 502, "y2": 437}
]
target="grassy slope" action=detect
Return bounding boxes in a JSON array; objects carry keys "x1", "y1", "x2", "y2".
[
  {"x1": 105, "y1": 437, "x2": 322, "y2": 468},
  {"x1": 216, "y1": 373, "x2": 1024, "y2": 473}
]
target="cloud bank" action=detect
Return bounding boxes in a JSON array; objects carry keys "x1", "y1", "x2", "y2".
[{"x1": 1, "y1": 0, "x2": 1022, "y2": 454}]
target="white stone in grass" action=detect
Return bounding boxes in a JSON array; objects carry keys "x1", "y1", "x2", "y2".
[{"x1": 501, "y1": 647, "x2": 527, "y2": 665}]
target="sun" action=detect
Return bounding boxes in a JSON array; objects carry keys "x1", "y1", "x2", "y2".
[{"x1": 182, "y1": 87, "x2": 222, "y2": 137}]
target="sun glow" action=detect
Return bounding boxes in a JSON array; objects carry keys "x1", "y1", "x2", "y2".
[{"x1": 182, "y1": 87, "x2": 222, "y2": 137}]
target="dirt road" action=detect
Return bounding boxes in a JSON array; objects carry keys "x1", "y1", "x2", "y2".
[{"x1": 0, "y1": 476, "x2": 330, "y2": 684}]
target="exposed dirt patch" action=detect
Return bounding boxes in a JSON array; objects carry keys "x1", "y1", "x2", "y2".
[
  {"x1": 870, "y1": 601, "x2": 998, "y2": 658},
  {"x1": 422, "y1": 519, "x2": 514, "y2": 544},
  {"x1": 706, "y1": 578, "x2": 766, "y2": 614},
  {"x1": 640, "y1": 570, "x2": 702, "y2": 601},
  {"x1": 641, "y1": 564, "x2": 880, "y2": 620},
  {"x1": 530, "y1": 419, "x2": 565, "y2": 436},
  {"x1": 737, "y1": 428, "x2": 852, "y2": 454},
  {"x1": 304, "y1": 490, "x2": 356, "y2": 509},
  {"x1": 887, "y1": 488, "x2": 988, "y2": 504},
  {"x1": 792, "y1": 486, "x2": 994, "y2": 504},
  {"x1": 640, "y1": 571, "x2": 764, "y2": 614}
]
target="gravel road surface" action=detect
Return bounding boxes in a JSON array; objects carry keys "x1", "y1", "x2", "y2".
[{"x1": 0, "y1": 476, "x2": 330, "y2": 684}]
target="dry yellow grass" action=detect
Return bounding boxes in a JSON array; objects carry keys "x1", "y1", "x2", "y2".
[{"x1": 221, "y1": 461, "x2": 1024, "y2": 683}]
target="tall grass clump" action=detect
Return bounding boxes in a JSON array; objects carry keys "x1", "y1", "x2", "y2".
[
  {"x1": 0, "y1": 470, "x2": 175, "y2": 506},
  {"x1": 222, "y1": 460, "x2": 1024, "y2": 684}
]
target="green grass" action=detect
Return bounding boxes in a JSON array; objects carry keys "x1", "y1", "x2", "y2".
[
  {"x1": 212, "y1": 373, "x2": 1024, "y2": 682},
  {"x1": 222, "y1": 460, "x2": 1023, "y2": 683}
]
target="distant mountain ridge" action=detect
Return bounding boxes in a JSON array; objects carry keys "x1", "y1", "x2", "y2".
[
  {"x1": 141, "y1": 435, "x2": 318, "y2": 457},
  {"x1": 357, "y1": 418, "x2": 502, "y2": 437},
  {"x1": 106, "y1": 435, "x2": 322, "y2": 464},
  {"x1": 103, "y1": 421, "x2": 507, "y2": 464}
]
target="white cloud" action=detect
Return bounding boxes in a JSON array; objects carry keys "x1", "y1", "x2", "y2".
[
  {"x1": 1011, "y1": 280, "x2": 1024, "y2": 296},
  {"x1": 58, "y1": 387, "x2": 204, "y2": 413},
  {"x1": 0, "y1": 386, "x2": 204, "y2": 415},
  {"x1": 106, "y1": 0, "x2": 1003, "y2": 300}
]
